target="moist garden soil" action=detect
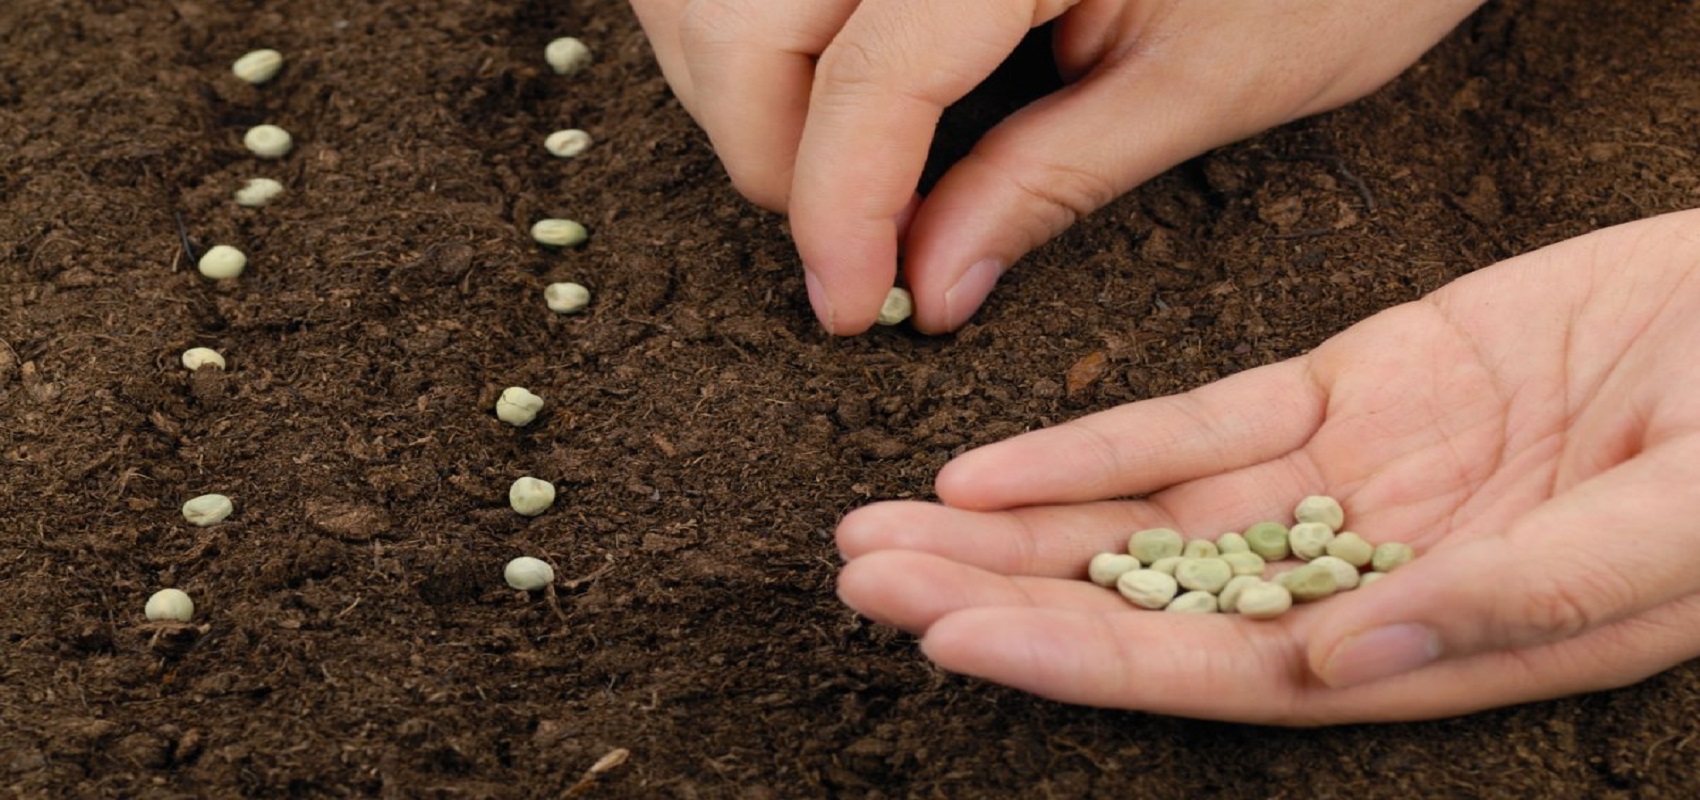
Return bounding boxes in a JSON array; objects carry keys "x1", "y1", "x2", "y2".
[{"x1": 4, "y1": 0, "x2": 1700, "y2": 796}]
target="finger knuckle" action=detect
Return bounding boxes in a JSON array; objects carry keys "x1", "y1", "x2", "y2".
[{"x1": 1515, "y1": 563, "x2": 1637, "y2": 642}]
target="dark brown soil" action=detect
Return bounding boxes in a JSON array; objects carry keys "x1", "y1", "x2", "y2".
[{"x1": 4, "y1": 0, "x2": 1700, "y2": 796}]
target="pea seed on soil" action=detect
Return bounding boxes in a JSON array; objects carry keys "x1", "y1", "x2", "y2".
[{"x1": 1088, "y1": 497, "x2": 1414, "y2": 617}]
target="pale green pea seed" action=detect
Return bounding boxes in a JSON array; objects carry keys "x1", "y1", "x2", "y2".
[
  {"x1": 1175, "y1": 558, "x2": 1233, "y2": 594},
  {"x1": 1309, "y1": 555, "x2": 1360, "y2": 590},
  {"x1": 1221, "y1": 551, "x2": 1266, "y2": 577},
  {"x1": 1219, "y1": 575, "x2": 1262, "y2": 613},
  {"x1": 1279, "y1": 563, "x2": 1338, "y2": 602},
  {"x1": 1372, "y1": 542, "x2": 1415, "y2": 572},
  {"x1": 1325, "y1": 531, "x2": 1374, "y2": 567},
  {"x1": 1216, "y1": 532, "x2": 1250, "y2": 554},
  {"x1": 1116, "y1": 569, "x2": 1178, "y2": 610},
  {"x1": 1087, "y1": 553, "x2": 1141, "y2": 587},
  {"x1": 1149, "y1": 556, "x2": 1184, "y2": 576},
  {"x1": 1165, "y1": 591, "x2": 1219, "y2": 613},
  {"x1": 1182, "y1": 539, "x2": 1219, "y2": 559},
  {"x1": 1358, "y1": 571, "x2": 1387, "y2": 588},
  {"x1": 1289, "y1": 522, "x2": 1335, "y2": 560},
  {"x1": 1294, "y1": 495, "x2": 1346, "y2": 531},
  {"x1": 1127, "y1": 528, "x2": 1183, "y2": 566},
  {"x1": 1244, "y1": 522, "x2": 1290, "y2": 561},
  {"x1": 1236, "y1": 582, "x2": 1294, "y2": 619}
]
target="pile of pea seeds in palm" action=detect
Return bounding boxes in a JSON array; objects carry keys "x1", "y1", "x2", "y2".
[{"x1": 1087, "y1": 496, "x2": 1415, "y2": 618}]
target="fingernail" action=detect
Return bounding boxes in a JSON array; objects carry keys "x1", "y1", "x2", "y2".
[
  {"x1": 1321, "y1": 623, "x2": 1441, "y2": 688},
  {"x1": 942, "y1": 258, "x2": 1002, "y2": 329},
  {"x1": 803, "y1": 266, "x2": 835, "y2": 332}
]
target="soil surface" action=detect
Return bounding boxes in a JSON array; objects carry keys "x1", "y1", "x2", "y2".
[{"x1": 5, "y1": 0, "x2": 1700, "y2": 797}]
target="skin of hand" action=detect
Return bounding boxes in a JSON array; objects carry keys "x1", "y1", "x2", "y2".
[
  {"x1": 629, "y1": 0, "x2": 1486, "y2": 334},
  {"x1": 834, "y1": 208, "x2": 1700, "y2": 724}
]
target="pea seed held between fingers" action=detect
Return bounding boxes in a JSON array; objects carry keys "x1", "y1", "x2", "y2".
[
  {"x1": 1358, "y1": 571, "x2": 1387, "y2": 588},
  {"x1": 1244, "y1": 522, "x2": 1290, "y2": 561},
  {"x1": 1309, "y1": 555, "x2": 1361, "y2": 590},
  {"x1": 1218, "y1": 575, "x2": 1262, "y2": 613},
  {"x1": 181, "y1": 347, "x2": 226, "y2": 371},
  {"x1": 1149, "y1": 556, "x2": 1183, "y2": 576},
  {"x1": 1221, "y1": 551, "x2": 1266, "y2": 577},
  {"x1": 1182, "y1": 539, "x2": 1219, "y2": 559},
  {"x1": 1127, "y1": 528, "x2": 1183, "y2": 566},
  {"x1": 232, "y1": 49, "x2": 284, "y2": 84},
  {"x1": 545, "y1": 37, "x2": 592, "y2": 75},
  {"x1": 182, "y1": 494, "x2": 233, "y2": 527},
  {"x1": 1288, "y1": 522, "x2": 1335, "y2": 561},
  {"x1": 504, "y1": 556, "x2": 555, "y2": 591},
  {"x1": 1087, "y1": 553, "x2": 1141, "y2": 587},
  {"x1": 1175, "y1": 558, "x2": 1233, "y2": 594},
  {"x1": 495, "y1": 386, "x2": 543, "y2": 427},
  {"x1": 1372, "y1": 542, "x2": 1416, "y2": 572},
  {"x1": 1166, "y1": 591, "x2": 1219, "y2": 613},
  {"x1": 243, "y1": 124, "x2": 293, "y2": 158},
  {"x1": 531, "y1": 218, "x2": 588, "y2": 248},
  {"x1": 1325, "y1": 531, "x2": 1374, "y2": 567},
  {"x1": 1236, "y1": 582, "x2": 1294, "y2": 619},
  {"x1": 145, "y1": 588, "x2": 195, "y2": 621},
  {"x1": 544, "y1": 282, "x2": 591, "y2": 314},
  {"x1": 508, "y1": 477, "x2": 557, "y2": 517},
  {"x1": 1294, "y1": 495, "x2": 1345, "y2": 531},
  {"x1": 1278, "y1": 563, "x2": 1338, "y2": 602},
  {"x1": 1116, "y1": 569, "x2": 1178, "y2": 610},
  {"x1": 198, "y1": 245, "x2": 247, "y2": 279},
  {"x1": 876, "y1": 287, "x2": 913, "y2": 326},
  {"x1": 1216, "y1": 532, "x2": 1250, "y2": 554},
  {"x1": 545, "y1": 129, "x2": 593, "y2": 158}
]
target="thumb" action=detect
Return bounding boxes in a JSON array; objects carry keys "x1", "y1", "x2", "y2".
[{"x1": 1306, "y1": 447, "x2": 1700, "y2": 688}]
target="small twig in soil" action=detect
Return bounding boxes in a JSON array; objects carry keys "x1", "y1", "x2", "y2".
[
  {"x1": 559, "y1": 748, "x2": 631, "y2": 798},
  {"x1": 173, "y1": 211, "x2": 197, "y2": 264}
]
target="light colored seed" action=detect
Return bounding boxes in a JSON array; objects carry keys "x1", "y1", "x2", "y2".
[
  {"x1": 1116, "y1": 569, "x2": 1178, "y2": 610},
  {"x1": 1325, "y1": 531, "x2": 1374, "y2": 567},
  {"x1": 1277, "y1": 563, "x2": 1338, "y2": 602},
  {"x1": 1221, "y1": 551, "x2": 1266, "y2": 577},
  {"x1": 876, "y1": 287, "x2": 913, "y2": 326},
  {"x1": 197, "y1": 245, "x2": 247, "y2": 279},
  {"x1": 545, "y1": 128, "x2": 593, "y2": 158},
  {"x1": 1244, "y1": 521, "x2": 1290, "y2": 561},
  {"x1": 1236, "y1": 582, "x2": 1293, "y2": 619},
  {"x1": 181, "y1": 494, "x2": 233, "y2": 526},
  {"x1": 145, "y1": 588, "x2": 195, "y2": 621},
  {"x1": 1294, "y1": 495, "x2": 1345, "y2": 531},
  {"x1": 1219, "y1": 575, "x2": 1262, "y2": 613},
  {"x1": 1182, "y1": 539, "x2": 1219, "y2": 559},
  {"x1": 232, "y1": 49, "x2": 284, "y2": 84},
  {"x1": 1309, "y1": 555, "x2": 1361, "y2": 590},
  {"x1": 1372, "y1": 542, "x2": 1415, "y2": 573},
  {"x1": 1149, "y1": 556, "x2": 1184, "y2": 576},
  {"x1": 545, "y1": 37, "x2": 593, "y2": 76},
  {"x1": 504, "y1": 556, "x2": 555, "y2": 591},
  {"x1": 495, "y1": 386, "x2": 544, "y2": 427},
  {"x1": 1165, "y1": 591, "x2": 1219, "y2": 613},
  {"x1": 531, "y1": 218, "x2": 588, "y2": 248},
  {"x1": 509, "y1": 476, "x2": 556, "y2": 516},
  {"x1": 1358, "y1": 571, "x2": 1387, "y2": 588},
  {"x1": 1127, "y1": 528, "x2": 1184, "y2": 566},
  {"x1": 234, "y1": 177, "x2": 285, "y2": 207},
  {"x1": 1087, "y1": 552, "x2": 1141, "y2": 587},
  {"x1": 243, "y1": 124, "x2": 293, "y2": 158},
  {"x1": 1175, "y1": 558, "x2": 1233, "y2": 594},
  {"x1": 181, "y1": 347, "x2": 226, "y2": 371},
  {"x1": 1216, "y1": 532, "x2": 1250, "y2": 554},
  {"x1": 544, "y1": 282, "x2": 591, "y2": 314},
  {"x1": 1288, "y1": 522, "x2": 1335, "y2": 561}
]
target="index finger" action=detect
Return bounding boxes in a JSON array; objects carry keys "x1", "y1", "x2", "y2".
[{"x1": 788, "y1": 0, "x2": 1080, "y2": 334}]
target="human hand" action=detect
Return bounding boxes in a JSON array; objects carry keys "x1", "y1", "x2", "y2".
[
  {"x1": 629, "y1": 0, "x2": 1486, "y2": 334},
  {"x1": 835, "y1": 209, "x2": 1700, "y2": 724}
]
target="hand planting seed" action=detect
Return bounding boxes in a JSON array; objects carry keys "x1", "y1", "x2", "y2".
[
  {"x1": 876, "y1": 287, "x2": 913, "y2": 326},
  {"x1": 1087, "y1": 552, "x2": 1140, "y2": 587},
  {"x1": 1372, "y1": 542, "x2": 1415, "y2": 572},
  {"x1": 145, "y1": 588, "x2": 195, "y2": 621},
  {"x1": 1175, "y1": 557, "x2": 1233, "y2": 594},
  {"x1": 1182, "y1": 539, "x2": 1219, "y2": 559},
  {"x1": 1324, "y1": 531, "x2": 1374, "y2": 567},
  {"x1": 180, "y1": 347, "x2": 226, "y2": 371},
  {"x1": 181, "y1": 493, "x2": 233, "y2": 526},
  {"x1": 1166, "y1": 590, "x2": 1219, "y2": 613},
  {"x1": 509, "y1": 477, "x2": 557, "y2": 517},
  {"x1": 197, "y1": 245, "x2": 247, "y2": 279},
  {"x1": 1235, "y1": 582, "x2": 1293, "y2": 619},
  {"x1": 1288, "y1": 522, "x2": 1335, "y2": 560},
  {"x1": 495, "y1": 386, "x2": 544, "y2": 427},
  {"x1": 545, "y1": 129, "x2": 593, "y2": 158},
  {"x1": 1116, "y1": 569, "x2": 1178, "y2": 610},
  {"x1": 532, "y1": 218, "x2": 588, "y2": 248},
  {"x1": 1127, "y1": 527, "x2": 1183, "y2": 565},
  {"x1": 1276, "y1": 563, "x2": 1338, "y2": 602},
  {"x1": 504, "y1": 556, "x2": 556, "y2": 591},
  {"x1": 232, "y1": 49, "x2": 284, "y2": 84},
  {"x1": 545, "y1": 37, "x2": 593, "y2": 76},
  {"x1": 1216, "y1": 532, "x2": 1250, "y2": 554},
  {"x1": 1218, "y1": 575, "x2": 1262, "y2": 614},
  {"x1": 544, "y1": 282, "x2": 591, "y2": 314},
  {"x1": 1244, "y1": 521, "x2": 1290, "y2": 561},
  {"x1": 234, "y1": 178, "x2": 285, "y2": 207},
  {"x1": 1294, "y1": 495, "x2": 1345, "y2": 531},
  {"x1": 243, "y1": 124, "x2": 293, "y2": 159},
  {"x1": 1309, "y1": 555, "x2": 1361, "y2": 590}
]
